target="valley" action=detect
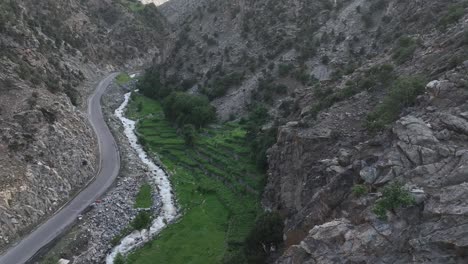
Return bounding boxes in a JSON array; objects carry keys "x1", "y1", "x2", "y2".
[{"x1": 0, "y1": 0, "x2": 468, "y2": 263}]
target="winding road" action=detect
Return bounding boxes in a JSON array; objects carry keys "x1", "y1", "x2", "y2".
[{"x1": 0, "y1": 73, "x2": 121, "y2": 264}]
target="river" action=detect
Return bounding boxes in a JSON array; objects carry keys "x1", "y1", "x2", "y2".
[{"x1": 106, "y1": 92, "x2": 178, "y2": 263}]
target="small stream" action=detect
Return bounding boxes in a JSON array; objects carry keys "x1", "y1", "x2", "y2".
[{"x1": 106, "y1": 92, "x2": 178, "y2": 263}]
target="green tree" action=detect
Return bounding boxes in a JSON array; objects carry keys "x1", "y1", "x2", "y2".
[
  {"x1": 162, "y1": 92, "x2": 216, "y2": 128},
  {"x1": 182, "y1": 124, "x2": 196, "y2": 147},
  {"x1": 137, "y1": 68, "x2": 171, "y2": 99},
  {"x1": 373, "y1": 182, "x2": 415, "y2": 220},
  {"x1": 244, "y1": 212, "x2": 284, "y2": 263}
]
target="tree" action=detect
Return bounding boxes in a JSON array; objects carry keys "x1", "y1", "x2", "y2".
[
  {"x1": 373, "y1": 182, "x2": 415, "y2": 219},
  {"x1": 162, "y1": 92, "x2": 216, "y2": 128},
  {"x1": 137, "y1": 68, "x2": 170, "y2": 99},
  {"x1": 244, "y1": 212, "x2": 284, "y2": 263},
  {"x1": 182, "y1": 124, "x2": 196, "y2": 147}
]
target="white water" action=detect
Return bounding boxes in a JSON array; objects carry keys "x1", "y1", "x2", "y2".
[
  {"x1": 106, "y1": 92, "x2": 178, "y2": 263},
  {"x1": 139, "y1": 0, "x2": 169, "y2": 6}
]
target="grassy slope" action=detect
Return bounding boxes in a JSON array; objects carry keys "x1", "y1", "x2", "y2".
[{"x1": 125, "y1": 95, "x2": 264, "y2": 263}]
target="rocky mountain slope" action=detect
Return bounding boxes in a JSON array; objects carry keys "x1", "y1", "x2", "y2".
[
  {"x1": 152, "y1": 0, "x2": 468, "y2": 262},
  {"x1": 0, "y1": 0, "x2": 168, "y2": 252}
]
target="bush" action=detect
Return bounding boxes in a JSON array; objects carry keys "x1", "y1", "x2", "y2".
[
  {"x1": 352, "y1": 184, "x2": 368, "y2": 197},
  {"x1": 392, "y1": 36, "x2": 417, "y2": 64},
  {"x1": 366, "y1": 76, "x2": 425, "y2": 132},
  {"x1": 373, "y1": 182, "x2": 415, "y2": 220},
  {"x1": 278, "y1": 63, "x2": 294, "y2": 77},
  {"x1": 131, "y1": 211, "x2": 152, "y2": 230},
  {"x1": 438, "y1": 2, "x2": 468, "y2": 28},
  {"x1": 321, "y1": 55, "x2": 330, "y2": 64},
  {"x1": 162, "y1": 92, "x2": 216, "y2": 128},
  {"x1": 244, "y1": 212, "x2": 284, "y2": 264}
]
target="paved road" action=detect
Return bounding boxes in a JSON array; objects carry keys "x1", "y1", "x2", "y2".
[{"x1": 0, "y1": 73, "x2": 121, "y2": 264}]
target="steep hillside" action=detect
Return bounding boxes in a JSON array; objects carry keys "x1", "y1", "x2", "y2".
[
  {"x1": 0, "y1": 0, "x2": 167, "y2": 252},
  {"x1": 144, "y1": 0, "x2": 468, "y2": 262}
]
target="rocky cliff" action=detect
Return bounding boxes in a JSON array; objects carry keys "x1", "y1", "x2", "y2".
[
  {"x1": 155, "y1": 0, "x2": 468, "y2": 262},
  {"x1": 0, "y1": 0, "x2": 167, "y2": 251}
]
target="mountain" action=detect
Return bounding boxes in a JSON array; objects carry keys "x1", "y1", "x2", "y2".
[
  {"x1": 0, "y1": 0, "x2": 168, "y2": 252},
  {"x1": 146, "y1": 0, "x2": 468, "y2": 262},
  {"x1": 2, "y1": 0, "x2": 468, "y2": 262}
]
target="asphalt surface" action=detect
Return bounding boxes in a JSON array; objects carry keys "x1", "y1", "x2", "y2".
[{"x1": 0, "y1": 73, "x2": 121, "y2": 264}]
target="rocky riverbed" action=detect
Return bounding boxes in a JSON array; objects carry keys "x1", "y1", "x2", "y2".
[
  {"x1": 39, "y1": 79, "x2": 163, "y2": 263},
  {"x1": 106, "y1": 88, "x2": 178, "y2": 263}
]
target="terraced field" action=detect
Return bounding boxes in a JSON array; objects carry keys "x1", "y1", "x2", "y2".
[{"x1": 125, "y1": 95, "x2": 264, "y2": 263}]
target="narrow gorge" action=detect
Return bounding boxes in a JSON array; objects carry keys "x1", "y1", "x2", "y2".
[{"x1": 0, "y1": 0, "x2": 467, "y2": 264}]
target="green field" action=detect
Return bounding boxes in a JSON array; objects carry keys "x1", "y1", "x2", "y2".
[{"x1": 125, "y1": 95, "x2": 264, "y2": 263}]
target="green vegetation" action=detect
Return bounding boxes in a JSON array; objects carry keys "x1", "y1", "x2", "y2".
[
  {"x1": 114, "y1": 253, "x2": 126, "y2": 264},
  {"x1": 131, "y1": 211, "x2": 152, "y2": 231},
  {"x1": 162, "y1": 92, "x2": 216, "y2": 128},
  {"x1": 0, "y1": 1, "x2": 17, "y2": 32},
  {"x1": 373, "y1": 182, "x2": 415, "y2": 220},
  {"x1": 135, "y1": 183, "x2": 152, "y2": 209},
  {"x1": 116, "y1": 73, "x2": 132, "y2": 85},
  {"x1": 124, "y1": 95, "x2": 266, "y2": 264},
  {"x1": 392, "y1": 36, "x2": 418, "y2": 64},
  {"x1": 137, "y1": 69, "x2": 171, "y2": 100},
  {"x1": 438, "y1": 1, "x2": 468, "y2": 28},
  {"x1": 182, "y1": 124, "x2": 197, "y2": 147},
  {"x1": 41, "y1": 256, "x2": 59, "y2": 264},
  {"x1": 118, "y1": 0, "x2": 146, "y2": 12},
  {"x1": 244, "y1": 212, "x2": 284, "y2": 263},
  {"x1": 366, "y1": 76, "x2": 425, "y2": 132},
  {"x1": 244, "y1": 105, "x2": 277, "y2": 171},
  {"x1": 352, "y1": 184, "x2": 368, "y2": 197},
  {"x1": 278, "y1": 63, "x2": 294, "y2": 77}
]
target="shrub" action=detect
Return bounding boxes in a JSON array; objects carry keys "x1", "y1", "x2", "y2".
[
  {"x1": 132, "y1": 211, "x2": 152, "y2": 230},
  {"x1": 392, "y1": 36, "x2": 417, "y2": 64},
  {"x1": 321, "y1": 55, "x2": 330, "y2": 64},
  {"x1": 438, "y1": 2, "x2": 468, "y2": 28},
  {"x1": 244, "y1": 212, "x2": 284, "y2": 264},
  {"x1": 352, "y1": 184, "x2": 367, "y2": 197},
  {"x1": 278, "y1": 63, "x2": 294, "y2": 77},
  {"x1": 162, "y1": 92, "x2": 216, "y2": 128},
  {"x1": 373, "y1": 182, "x2": 415, "y2": 220},
  {"x1": 366, "y1": 76, "x2": 425, "y2": 132}
]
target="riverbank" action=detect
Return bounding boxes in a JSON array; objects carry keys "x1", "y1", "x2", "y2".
[{"x1": 39, "y1": 79, "x2": 154, "y2": 264}]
